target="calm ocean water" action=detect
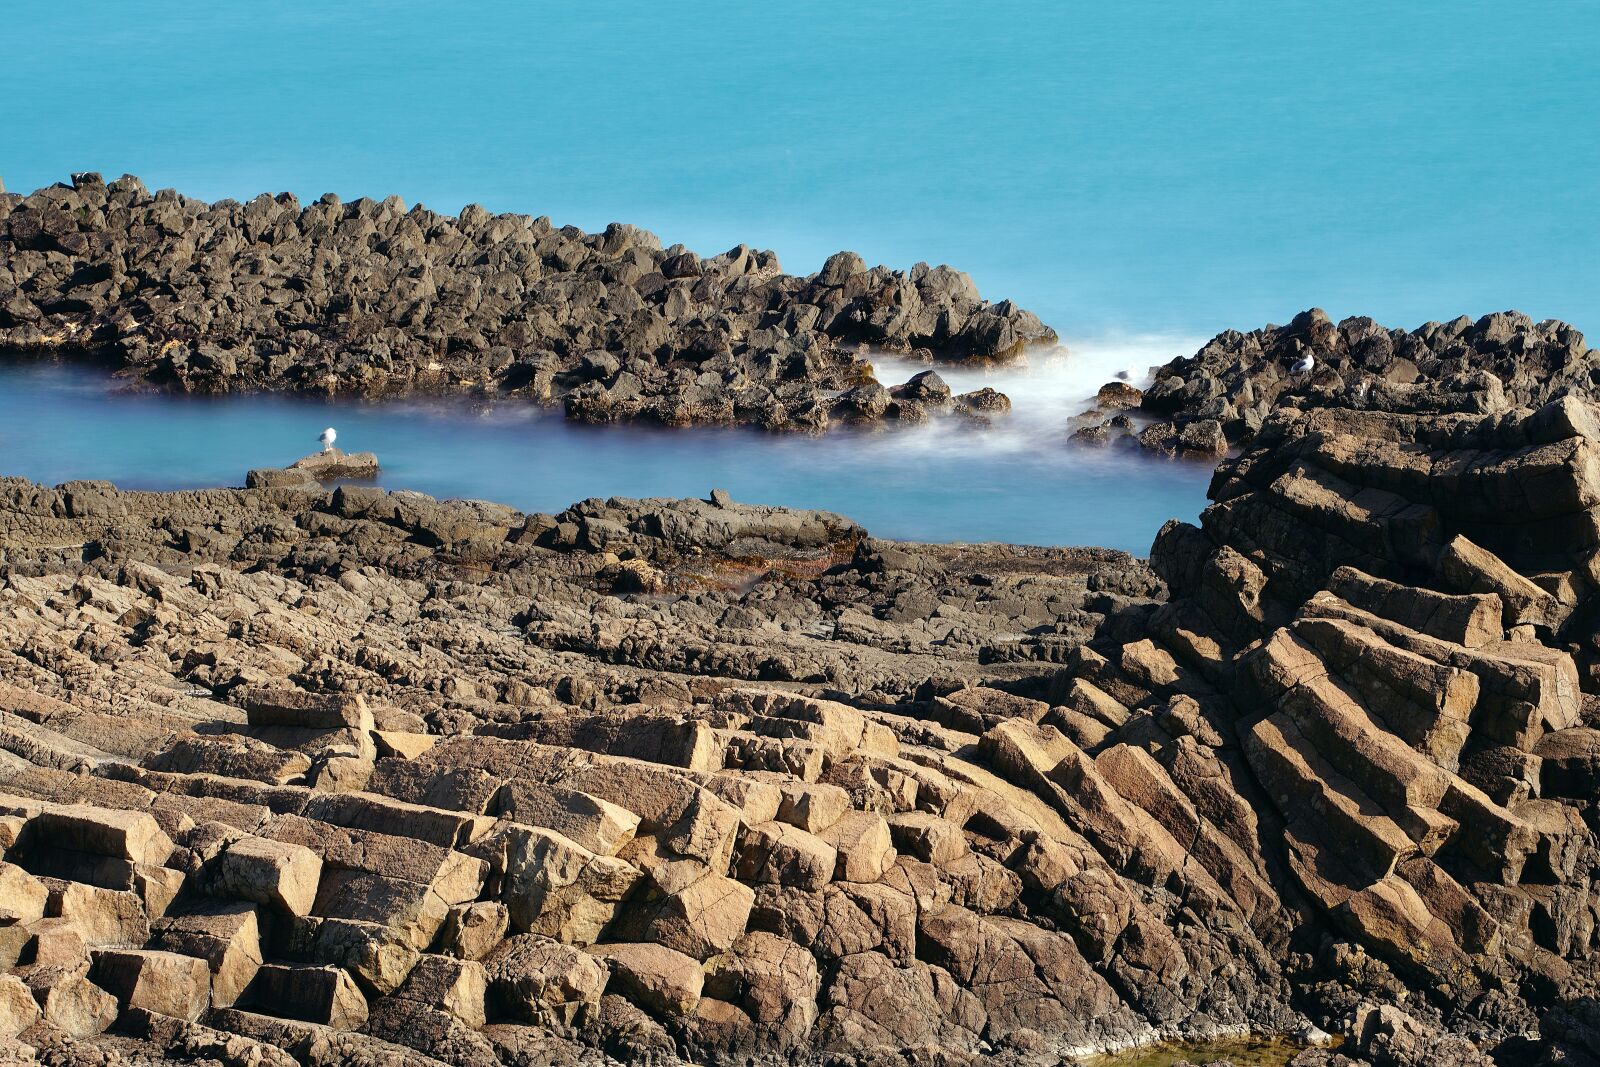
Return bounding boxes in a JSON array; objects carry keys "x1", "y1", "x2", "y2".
[
  {"x1": 0, "y1": 355, "x2": 1209, "y2": 553},
  {"x1": 1, "y1": 3, "x2": 1593, "y2": 549},
  {"x1": 2, "y1": 2, "x2": 1595, "y2": 341}
]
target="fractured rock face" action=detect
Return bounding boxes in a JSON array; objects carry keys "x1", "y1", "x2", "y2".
[{"x1": 4, "y1": 400, "x2": 1600, "y2": 1063}]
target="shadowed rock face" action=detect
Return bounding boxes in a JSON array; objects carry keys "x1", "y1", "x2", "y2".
[
  {"x1": 1072, "y1": 308, "x2": 1599, "y2": 458},
  {"x1": 5, "y1": 401, "x2": 1600, "y2": 1065},
  {"x1": 0, "y1": 173, "x2": 1055, "y2": 431}
]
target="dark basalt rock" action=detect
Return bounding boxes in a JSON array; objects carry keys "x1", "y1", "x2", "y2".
[
  {"x1": 1074, "y1": 307, "x2": 1598, "y2": 457},
  {"x1": 0, "y1": 173, "x2": 1057, "y2": 433}
]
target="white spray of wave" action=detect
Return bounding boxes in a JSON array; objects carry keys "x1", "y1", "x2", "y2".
[{"x1": 865, "y1": 333, "x2": 1205, "y2": 459}]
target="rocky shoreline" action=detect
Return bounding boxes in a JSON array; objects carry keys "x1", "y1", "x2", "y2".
[
  {"x1": 3, "y1": 395, "x2": 1600, "y2": 1066},
  {"x1": 0, "y1": 174, "x2": 1053, "y2": 432},
  {"x1": 1071, "y1": 308, "x2": 1600, "y2": 458}
]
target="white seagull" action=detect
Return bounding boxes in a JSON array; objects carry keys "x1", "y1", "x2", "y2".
[
  {"x1": 318, "y1": 427, "x2": 337, "y2": 453},
  {"x1": 1289, "y1": 352, "x2": 1316, "y2": 378}
]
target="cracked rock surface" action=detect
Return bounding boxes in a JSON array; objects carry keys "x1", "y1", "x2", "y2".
[{"x1": 4, "y1": 400, "x2": 1600, "y2": 1064}]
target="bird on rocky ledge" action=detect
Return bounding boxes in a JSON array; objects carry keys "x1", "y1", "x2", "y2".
[
  {"x1": 1290, "y1": 352, "x2": 1316, "y2": 378},
  {"x1": 318, "y1": 427, "x2": 337, "y2": 453}
]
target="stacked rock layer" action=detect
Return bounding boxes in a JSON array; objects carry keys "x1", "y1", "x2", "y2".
[{"x1": 3, "y1": 401, "x2": 1600, "y2": 1065}]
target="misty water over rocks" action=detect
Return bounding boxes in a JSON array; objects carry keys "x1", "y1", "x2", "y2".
[{"x1": 0, "y1": 338, "x2": 1210, "y2": 553}]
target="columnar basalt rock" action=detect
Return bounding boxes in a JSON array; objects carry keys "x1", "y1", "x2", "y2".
[
  {"x1": 3, "y1": 402, "x2": 1600, "y2": 1063},
  {"x1": 0, "y1": 173, "x2": 1055, "y2": 432}
]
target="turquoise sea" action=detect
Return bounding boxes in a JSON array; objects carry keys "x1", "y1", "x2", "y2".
[
  {"x1": 5, "y1": 1, "x2": 1594, "y2": 340},
  {"x1": 1, "y1": 3, "x2": 1595, "y2": 550}
]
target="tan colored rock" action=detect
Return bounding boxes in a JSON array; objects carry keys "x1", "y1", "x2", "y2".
[
  {"x1": 816, "y1": 811, "x2": 896, "y2": 883},
  {"x1": 374, "y1": 730, "x2": 436, "y2": 760},
  {"x1": 1328, "y1": 566, "x2": 1502, "y2": 647},
  {"x1": 0, "y1": 973, "x2": 40, "y2": 1040},
  {"x1": 394, "y1": 953, "x2": 488, "y2": 1029},
  {"x1": 135, "y1": 864, "x2": 186, "y2": 919},
  {"x1": 278, "y1": 915, "x2": 420, "y2": 996},
  {"x1": 51, "y1": 883, "x2": 150, "y2": 947},
  {"x1": 0, "y1": 926, "x2": 29, "y2": 971},
  {"x1": 31, "y1": 804, "x2": 174, "y2": 866},
  {"x1": 1292, "y1": 616, "x2": 1477, "y2": 764},
  {"x1": 591, "y1": 941, "x2": 703, "y2": 1016},
  {"x1": 92, "y1": 947, "x2": 212, "y2": 1022},
  {"x1": 240, "y1": 687, "x2": 372, "y2": 731},
  {"x1": 735, "y1": 821, "x2": 837, "y2": 890},
  {"x1": 208, "y1": 835, "x2": 321, "y2": 916},
  {"x1": 312, "y1": 867, "x2": 452, "y2": 951},
  {"x1": 1245, "y1": 711, "x2": 1416, "y2": 886},
  {"x1": 150, "y1": 902, "x2": 262, "y2": 1007},
  {"x1": 697, "y1": 775, "x2": 784, "y2": 826},
  {"x1": 699, "y1": 931, "x2": 821, "y2": 1050},
  {"x1": 38, "y1": 973, "x2": 118, "y2": 1036},
  {"x1": 25, "y1": 916, "x2": 88, "y2": 969},
  {"x1": 886, "y1": 811, "x2": 968, "y2": 866},
  {"x1": 1439, "y1": 535, "x2": 1563, "y2": 629},
  {"x1": 775, "y1": 782, "x2": 850, "y2": 834},
  {"x1": 302, "y1": 791, "x2": 494, "y2": 848},
  {"x1": 260, "y1": 813, "x2": 487, "y2": 905},
  {"x1": 495, "y1": 782, "x2": 640, "y2": 857},
  {"x1": 470, "y1": 822, "x2": 641, "y2": 943},
  {"x1": 0, "y1": 862, "x2": 47, "y2": 925},
  {"x1": 245, "y1": 963, "x2": 368, "y2": 1030},
  {"x1": 146, "y1": 735, "x2": 313, "y2": 785},
  {"x1": 614, "y1": 859, "x2": 755, "y2": 960},
  {"x1": 439, "y1": 901, "x2": 510, "y2": 961},
  {"x1": 486, "y1": 934, "x2": 609, "y2": 1027},
  {"x1": 307, "y1": 755, "x2": 375, "y2": 793},
  {"x1": 0, "y1": 814, "x2": 25, "y2": 854}
]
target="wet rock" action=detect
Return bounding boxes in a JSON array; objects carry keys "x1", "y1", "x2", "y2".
[
  {"x1": 891, "y1": 369, "x2": 952, "y2": 405},
  {"x1": 1096, "y1": 381, "x2": 1143, "y2": 409},
  {"x1": 954, "y1": 386, "x2": 1011, "y2": 415}
]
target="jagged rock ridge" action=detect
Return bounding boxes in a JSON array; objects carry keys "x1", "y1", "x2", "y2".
[
  {"x1": 4, "y1": 401, "x2": 1600, "y2": 1064},
  {"x1": 0, "y1": 173, "x2": 1055, "y2": 432},
  {"x1": 1071, "y1": 307, "x2": 1599, "y2": 457}
]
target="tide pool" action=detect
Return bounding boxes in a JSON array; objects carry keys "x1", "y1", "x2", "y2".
[{"x1": 0, "y1": 354, "x2": 1210, "y2": 553}]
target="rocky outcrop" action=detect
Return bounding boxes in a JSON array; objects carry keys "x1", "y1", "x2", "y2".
[
  {"x1": 6, "y1": 399, "x2": 1600, "y2": 1064},
  {"x1": 0, "y1": 173, "x2": 1053, "y2": 432},
  {"x1": 1072, "y1": 308, "x2": 1598, "y2": 457}
]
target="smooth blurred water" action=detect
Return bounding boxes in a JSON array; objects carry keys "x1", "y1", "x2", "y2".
[
  {"x1": 0, "y1": 357, "x2": 1210, "y2": 553},
  {"x1": 2, "y1": 2, "x2": 1595, "y2": 342},
  {"x1": 4, "y1": 3, "x2": 1588, "y2": 549}
]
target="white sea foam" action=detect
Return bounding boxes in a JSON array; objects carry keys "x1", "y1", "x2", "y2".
[{"x1": 866, "y1": 332, "x2": 1205, "y2": 459}]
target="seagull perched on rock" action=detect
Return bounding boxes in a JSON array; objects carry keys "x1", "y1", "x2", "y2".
[
  {"x1": 318, "y1": 427, "x2": 337, "y2": 453},
  {"x1": 1289, "y1": 352, "x2": 1316, "y2": 378}
]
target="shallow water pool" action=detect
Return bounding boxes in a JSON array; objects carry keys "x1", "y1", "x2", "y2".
[{"x1": 0, "y1": 349, "x2": 1211, "y2": 553}]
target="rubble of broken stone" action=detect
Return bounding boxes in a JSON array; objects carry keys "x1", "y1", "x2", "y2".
[
  {"x1": 0, "y1": 173, "x2": 1054, "y2": 433},
  {"x1": 1071, "y1": 307, "x2": 1600, "y2": 460},
  {"x1": 5, "y1": 397, "x2": 1600, "y2": 1065}
]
